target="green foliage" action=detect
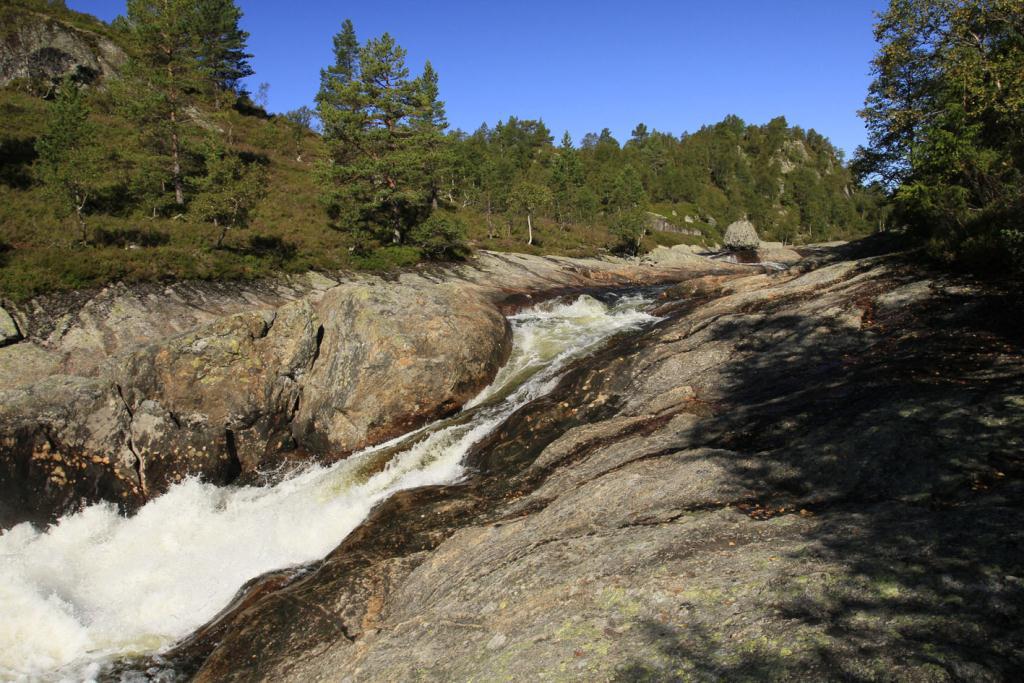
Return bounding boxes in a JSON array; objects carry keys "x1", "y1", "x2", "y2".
[
  {"x1": 189, "y1": 147, "x2": 268, "y2": 246},
  {"x1": 407, "y1": 212, "x2": 469, "y2": 260},
  {"x1": 855, "y1": 0, "x2": 1024, "y2": 272},
  {"x1": 115, "y1": 0, "x2": 255, "y2": 207},
  {"x1": 609, "y1": 208, "x2": 648, "y2": 255},
  {"x1": 315, "y1": 20, "x2": 448, "y2": 246},
  {"x1": 33, "y1": 78, "x2": 100, "y2": 243},
  {"x1": 192, "y1": 0, "x2": 255, "y2": 96},
  {"x1": 447, "y1": 113, "x2": 876, "y2": 248}
]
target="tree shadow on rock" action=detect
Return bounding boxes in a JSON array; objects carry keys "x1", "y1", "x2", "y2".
[
  {"x1": 675, "y1": 261, "x2": 1024, "y2": 678},
  {"x1": 613, "y1": 619, "x2": 789, "y2": 682}
]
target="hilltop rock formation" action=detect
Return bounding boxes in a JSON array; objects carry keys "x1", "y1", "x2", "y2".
[
  {"x1": 164, "y1": 241, "x2": 1023, "y2": 682},
  {"x1": 0, "y1": 5, "x2": 126, "y2": 88},
  {"x1": 0, "y1": 251, "x2": 743, "y2": 527}
]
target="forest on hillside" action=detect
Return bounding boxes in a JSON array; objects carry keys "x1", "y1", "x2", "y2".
[{"x1": 2, "y1": 0, "x2": 1017, "y2": 301}]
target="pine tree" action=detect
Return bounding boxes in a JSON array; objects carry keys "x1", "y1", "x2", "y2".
[
  {"x1": 117, "y1": 0, "x2": 252, "y2": 208},
  {"x1": 192, "y1": 0, "x2": 254, "y2": 98},
  {"x1": 35, "y1": 77, "x2": 101, "y2": 244},
  {"x1": 118, "y1": 0, "x2": 206, "y2": 207},
  {"x1": 315, "y1": 21, "x2": 451, "y2": 248},
  {"x1": 610, "y1": 165, "x2": 647, "y2": 213},
  {"x1": 551, "y1": 131, "x2": 583, "y2": 227}
]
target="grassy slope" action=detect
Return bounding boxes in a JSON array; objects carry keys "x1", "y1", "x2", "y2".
[
  {"x1": 1, "y1": 84, "x2": 651, "y2": 301},
  {"x1": 0, "y1": 3, "x2": 850, "y2": 302}
]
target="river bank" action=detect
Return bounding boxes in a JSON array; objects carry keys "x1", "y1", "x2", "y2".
[
  {"x1": 3, "y1": 240, "x2": 1022, "y2": 681},
  {"x1": 0, "y1": 249, "x2": 742, "y2": 528},
  {"x1": 170, "y1": 240, "x2": 1024, "y2": 681}
]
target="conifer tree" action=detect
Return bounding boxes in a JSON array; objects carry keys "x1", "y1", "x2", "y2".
[
  {"x1": 118, "y1": 0, "x2": 205, "y2": 207},
  {"x1": 35, "y1": 77, "x2": 101, "y2": 244},
  {"x1": 117, "y1": 0, "x2": 253, "y2": 207},
  {"x1": 193, "y1": 0, "x2": 254, "y2": 97},
  {"x1": 315, "y1": 20, "x2": 451, "y2": 249}
]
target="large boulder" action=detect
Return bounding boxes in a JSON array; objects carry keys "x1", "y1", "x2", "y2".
[
  {"x1": 723, "y1": 219, "x2": 761, "y2": 250},
  {"x1": 292, "y1": 282, "x2": 512, "y2": 456},
  {"x1": 755, "y1": 241, "x2": 802, "y2": 265}
]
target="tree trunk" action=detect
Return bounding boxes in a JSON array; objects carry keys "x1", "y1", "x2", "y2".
[
  {"x1": 215, "y1": 218, "x2": 227, "y2": 248},
  {"x1": 75, "y1": 190, "x2": 88, "y2": 244},
  {"x1": 527, "y1": 213, "x2": 533, "y2": 246},
  {"x1": 170, "y1": 108, "x2": 184, "y2": 206}
]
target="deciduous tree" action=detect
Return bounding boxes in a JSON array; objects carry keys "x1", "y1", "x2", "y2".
[{"x1": 35, "y1": 78, "x2": 101, "y2": 244}]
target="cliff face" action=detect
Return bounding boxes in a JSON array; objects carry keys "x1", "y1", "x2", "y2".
[{"x1": 0, "y1": 5, "x2": 126, "y2": 88}]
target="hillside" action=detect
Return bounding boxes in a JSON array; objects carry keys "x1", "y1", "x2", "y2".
[{"x1": 0, "y1": 1, "x2": 881, "y2": 302}]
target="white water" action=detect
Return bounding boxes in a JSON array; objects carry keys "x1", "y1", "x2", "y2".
[{"x1": 0, "y1": 293, "x2": 658, "y2": 682}]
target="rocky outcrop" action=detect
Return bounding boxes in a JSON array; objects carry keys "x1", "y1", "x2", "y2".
[
  {"x1": 642, "y1": 244, "x2": 716, "y2": 267},
  {"x1": 0, "y1": 251, "x2": 743, "y2": 527},
  {"x1": 723, "y1": 219, "x2": 760, "y2": 249},
  {"x1": 113, "y1": 300, "x2": 322, "y2": 494},
  {"x1": 0, "y1": 375, "x2": 137, "y2": 528},
  {"x1": 0, "y1": 306, "x2": 19, "y2": 346},
  {"x1": 166, "y1": 241, "x2": 1024, "y2": 681},
  {"x1": 293, "y1": 283, "x2": 511, "y2": 456},
  {"x1": 0, "y1": 6, "x2": 126, "y2": 87},
  {"x1": 646, "y1": 212, "x2": 701, "y2": 236}
]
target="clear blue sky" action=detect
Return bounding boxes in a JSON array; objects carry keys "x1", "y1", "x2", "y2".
[{"x1": 70, "y1": 0, "x2": 887, "y2": 156}]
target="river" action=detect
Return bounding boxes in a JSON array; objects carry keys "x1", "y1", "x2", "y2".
[{"x1": 0, "y1": 291, "x2": 660, "y2": 682}]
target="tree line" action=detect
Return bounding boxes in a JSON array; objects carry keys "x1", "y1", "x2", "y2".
[{"x1": 30, "y1": 1, "x2": 921, "y2": 264}]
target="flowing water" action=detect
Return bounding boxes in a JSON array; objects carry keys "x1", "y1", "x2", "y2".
[{"x1": 0, "y1": 292, "x2": 660, "y2": 682}]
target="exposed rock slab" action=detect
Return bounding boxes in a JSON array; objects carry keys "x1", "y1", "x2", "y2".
[
  {"x1": 293, "y1": 282, "x2": 511, "y2": 456},
  {"x1": 0, "y1": 252, "x2": 740, "y2": 526},
  {"x1": 170, "y1": 242, "x2": 1024, "y2": 681},
  {"x1": 0, "y1": 6, "x2": 126, "y2": 87}
]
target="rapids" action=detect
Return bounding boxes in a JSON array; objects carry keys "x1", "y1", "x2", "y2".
[{"x1": 0, "y1": 292, "x2": 659, "y2": 681}]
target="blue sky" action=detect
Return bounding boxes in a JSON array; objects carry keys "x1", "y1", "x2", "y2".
[{"x1": 70, "y1": 0, "x2": 887, "y2": 156}]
